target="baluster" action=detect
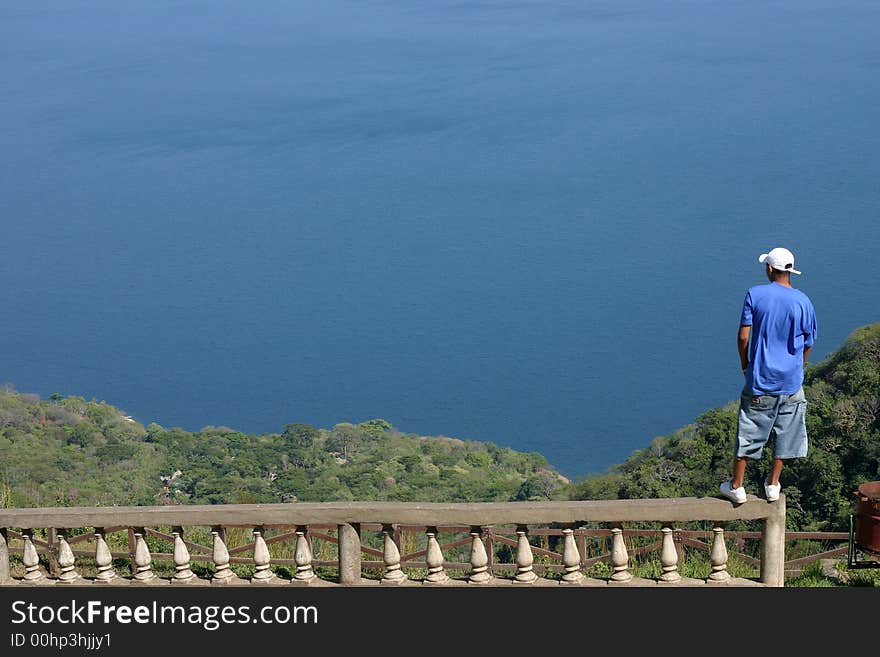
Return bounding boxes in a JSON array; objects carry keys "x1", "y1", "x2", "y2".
[
  {"x1": 561, "y1": 526, "x2": 585, "y2": 584},
  {"x1": 709, "y1": 526, "x2": 730, "y2": 582},
  {"x1": 424, "y1": 527, "x2": 449, "y2": 584},
  {"x1": 381, "y1": 524, "x2": 407, "y2": 584},
  {"x1": 514, "y1": 525, "x2": 538, "y2": 584},
  {"x1": 22, "y1": 529, "x2": 47, "y2": 583},
  {"x1": 659, "y1": 526, "x2": 681, "y2": 582},
  {"x1": 93, "y1": 528, "x2": 118, "y2": 583},
  {"x1": 610, "y1": 526, "x2": 632, "y2": 582},
  {"x1": 211, "y1": 528, "x2": 239, "y2": 584},
  {"x1": 127, "y1": 528, "x2": 136, "y2": 577},
  {"x1": 293, "y1": 527, "x2": 316, "y2": 583},
  {"x1": 56, "y1": 530, "x2": 82, "y2": 583},
  {"x1": 251, "y1": 528, "x2": 276, "y2": 582},
  {"x1": 0, "y1": 528, "x2": 9, "y2": 585},
  {"x1": 468, "y1": 526, "x2": 492, "y2": 584},
  {"x1": 132, "y1": 529, "x2": 157, "y2": 582},
  {"x1": 171, "y1": 527, "x2": 196, "y2": 583}
]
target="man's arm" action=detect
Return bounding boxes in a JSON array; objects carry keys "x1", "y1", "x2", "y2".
[
  {"x1": 738, "y1": 325, "x2": 751, "y2": 373},
  {"x1": 803, "y1": 302, "x2": 817, "y2": 366},
  {"x1": 738, "y1": 291, "x2": 753, "y2": 375},
  {"x1": 736, "y1": 325, "x2": 752, "y2": 372}
]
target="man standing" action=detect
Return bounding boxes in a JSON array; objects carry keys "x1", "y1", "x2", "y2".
[{"x1": 720, "y1": 247, "x2": 818, "y2": 504}]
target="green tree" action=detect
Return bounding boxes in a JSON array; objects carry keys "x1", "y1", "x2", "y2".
[
  {"x1": 282, "y1": 423, "x2": 319, "y2": 450},
  {"x1": 359, "y1": 418, "x2": 392, "y2": 438},
  {"x1": 326, "y1": 423, "x2": 367, "y2": 460}
]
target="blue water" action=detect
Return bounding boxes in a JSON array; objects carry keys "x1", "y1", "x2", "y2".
[{"x1": 1, "y1": 1, "x2": 878, "y2": 478}]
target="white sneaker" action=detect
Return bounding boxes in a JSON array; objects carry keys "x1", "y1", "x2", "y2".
[
  {"x1": 720, "y1": 480, "x2": 747, "y2": 504},
  {"x1": 764, "y1": 479, "x2": 781, "y2": 502}
]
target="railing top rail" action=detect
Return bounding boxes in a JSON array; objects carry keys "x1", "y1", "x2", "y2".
[{"x1": 0, "y1": 495, "x2": 783, "y2": 529}]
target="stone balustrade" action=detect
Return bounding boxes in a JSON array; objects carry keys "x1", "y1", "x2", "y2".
[{"x1": 0, "y1": 495, "x2": 786, "y2": 587}]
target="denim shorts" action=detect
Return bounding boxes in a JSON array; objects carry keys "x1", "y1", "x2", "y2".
[{"x1": 735, "y1": 386, "x2": 808, "y2": 460}]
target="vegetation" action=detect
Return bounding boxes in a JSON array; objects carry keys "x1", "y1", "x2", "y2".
[{"x1": 0, "y1": 392, "x2": 568, "y2": 508}]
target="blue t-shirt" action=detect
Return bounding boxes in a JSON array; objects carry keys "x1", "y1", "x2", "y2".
[{"x1": 740, "y1": 282, "x2": 817, "y2": 396}]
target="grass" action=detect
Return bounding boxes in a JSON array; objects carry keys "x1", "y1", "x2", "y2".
[
  {"x1": 835, "y1": 557, "x2": 880, "y2": 587},
  {"x1": 785, "y1": 561, "x2": 836, "y2": 587}
]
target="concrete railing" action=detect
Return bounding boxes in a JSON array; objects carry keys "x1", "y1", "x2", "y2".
[{"x1": 0, "y1": 495, "x2": 786, "y2": 587}]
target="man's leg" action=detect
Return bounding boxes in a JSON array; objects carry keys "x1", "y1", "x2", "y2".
[
  {"x1": 768, "y1": 458, "x2": 783, "y2": 486},
  {"x1": 770, "y1": 387, "x2": 808, "y2": 488},
  {"x1": 731, "y1": 457, "x2": 749, "y2": 489}
]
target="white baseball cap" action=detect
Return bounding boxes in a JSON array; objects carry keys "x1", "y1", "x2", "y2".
[{"x1": 758, "y1": 247, "x2": 801, "y2": 275}]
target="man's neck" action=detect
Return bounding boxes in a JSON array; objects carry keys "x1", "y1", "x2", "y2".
[{"x1": 772, "y1": 277, "x2": 793, "y2": 288}]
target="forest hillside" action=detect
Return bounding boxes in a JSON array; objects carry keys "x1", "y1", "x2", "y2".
[{"x1": 2, "y1": 321, "x2": 878, "y2": 533}]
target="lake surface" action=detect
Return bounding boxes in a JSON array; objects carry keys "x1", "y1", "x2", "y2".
[{"x1": 2, "y1": 1, "x2": 878, "y2": 478}]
